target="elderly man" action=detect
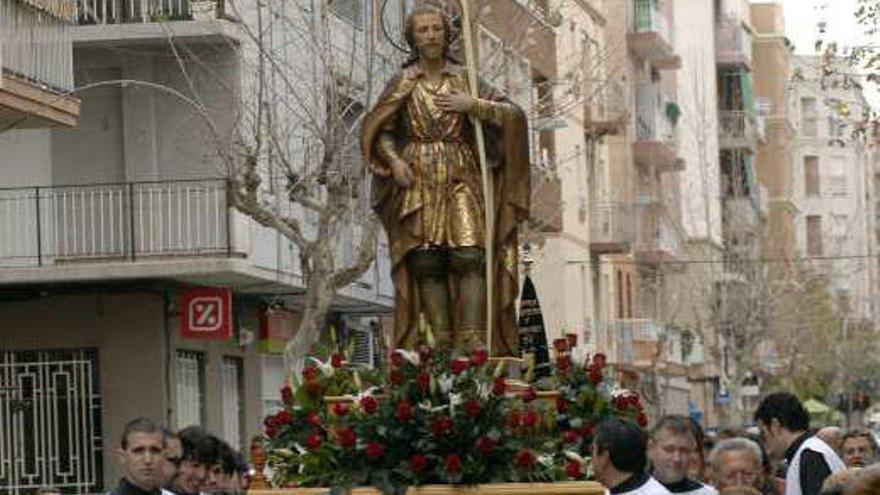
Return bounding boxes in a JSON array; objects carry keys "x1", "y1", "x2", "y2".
[
  {"x1": 592, "y1": 418, "x2": 671, "y2": 495},
  {"x1": 839, "y1": 429, "x2": 878, "y2": 468},
  {"x1": 110, "y1": 418, "x2": 167, "y2": 495},
  {"x1": 649, "y1": 415, "x2": 718, "y2": 494},
  {"x1": 754, "y1": 393, "x2": 844, "y2": 495},
  {"x1": 708, "y1": 438, "x2": 766, "y2": 493}
]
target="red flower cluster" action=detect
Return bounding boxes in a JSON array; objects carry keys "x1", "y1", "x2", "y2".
[
  {"x1": 409, "y1": 454, "x2": 428, "y2": 474},
  {"x1": 360, "y1": 396, "x2": 378, "y2": 414},
  {"x1": 302, "y1": 367, "x2": 323, "y2": 396},
  {"x1": 331, "y1": 353, "x2": 345, "y2": 368},
  {"x1": 365, "y1": 442, "x2": 385, "y2": 460},
  {"x1": 476, "y1": 435, "x2": 496, "y2": 454},
  {"x1": 552, "y1": 338, "x2": 569, "y2": 352},
  {"x1": 445, "y1": 454, "x2": 462, "y2": 474},
  {"x1": 470, "y1": 348, "x2": 488, "y2": 367},
  {"x1": 514, "y1": 449, "x2": 535, "y2": 468},
  {"x1": 337, "y1": 427, "x2": 357, "y2": 449},
  {"x1": 521, "y1": 386, "x2": 537, "y2": 402},
  {"x1": 565, "y1": 460, "x2": 582, "y2": 479},
  {"x1": 492, "y1": 377, "x2": 507, "y2": 396},
  {"x1": 450, "y1": 358, "x2": 469, "y2": 375},
  {"x1": 332, "y1": 402, "x2": 350, "y2": 417},
  {"x1": 430, "y1": 415, "x2": 453, "y2": 437},
  {"x1": 417, "y1": 373, "x2": 431, "y2": 393},
  {"x1": 306, "y1": 431, "x2": 323, "y2": 450},
  {"x1": 395, "y1": 401, "x2": 413, "y2": 422},
  {"x1": 263, "y1": 410, "x2": 292, "y2": 438},
  {"x1": 465, "y1": 400, "x2": 482, "y2": 418}
]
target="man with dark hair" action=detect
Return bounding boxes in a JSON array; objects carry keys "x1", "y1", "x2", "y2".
[
  {"x1": 166, "y1": 426, "x2": 220, "y2": 495},
  {"x1": 110, "y1": 418, "x2": 166, "y2": 495},
  {"x1": 754, "y1": 393, "x2": 844, "y2": 495},
  {"x1": 592, "y1": 418, "x2": 671, "y2": 494},
  {"x1": 649, "y1": 415, "x2": 717, "y2": 495}
]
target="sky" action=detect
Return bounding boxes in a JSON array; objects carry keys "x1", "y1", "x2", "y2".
[{"x1": 781, "y1": 0, "x2": 861, "y2": 55}]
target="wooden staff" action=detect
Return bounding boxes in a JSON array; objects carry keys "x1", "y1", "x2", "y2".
[{"x1": 457, "y1": 0, "x2": 495, "y2": 355}]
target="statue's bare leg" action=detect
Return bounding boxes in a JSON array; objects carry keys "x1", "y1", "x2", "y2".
[
  {"x1": 407, "y1": 247, "x2": 453, "y2": 346},
  {"x1": 450, "y1": 247, "x2": 486, "y2": 351}
]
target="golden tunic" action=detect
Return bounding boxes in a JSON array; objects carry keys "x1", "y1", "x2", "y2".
[{"x1": 360, "y1": 62, "x2": 531, "y2": 355}]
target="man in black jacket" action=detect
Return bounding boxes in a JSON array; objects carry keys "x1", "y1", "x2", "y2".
[{"x1": 109, "y1": 418, "x2": 166, "y2": 495}]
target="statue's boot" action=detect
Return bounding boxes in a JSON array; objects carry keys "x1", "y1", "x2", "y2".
[
  {"x1": 407, "y1": 247, "x2": 452, "y2": 347},
  {"x1": 450, "y1": 247, "x2": 487, "y2": 351}
]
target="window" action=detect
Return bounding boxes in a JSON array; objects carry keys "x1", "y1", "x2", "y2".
[
  {"x1": 176, "y1": 350, "x2": 205, "y2": 429},
  {"x1": 828, "y1": 156, "x2": 847, "y2": 196},
  {"x1": 832, "y1": 214, "x2": 849, "y2": 241},
  {"x1": 221, "y1": 357, "x2": 244, "y2": 450},
  {"x1": 804, "y1": 156, "x2": 820, "y2": 197},
  {"x1": 806, "y1": 215, "x2": 823, "y2": 256},
  {"x1": 801, "y1": 97, "x2": 818, "y2": 137}
]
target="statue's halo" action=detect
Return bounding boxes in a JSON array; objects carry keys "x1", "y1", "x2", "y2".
[{"x1": 379, "y1": 0, "x2": 462, "y2": 55}]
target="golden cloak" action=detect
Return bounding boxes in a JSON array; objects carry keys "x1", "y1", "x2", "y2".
[{"x1": 359, "y1": 63, "x2": 530, "y2": 355}]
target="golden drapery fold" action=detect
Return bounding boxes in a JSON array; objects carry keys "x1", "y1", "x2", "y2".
[{"x1": 359, "y1": 63, "x2": 530, "y2": 356}]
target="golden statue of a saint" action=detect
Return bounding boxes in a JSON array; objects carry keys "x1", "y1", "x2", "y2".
[{"x1": 360, "y1": 7, "x2": 530, "y2": 354}]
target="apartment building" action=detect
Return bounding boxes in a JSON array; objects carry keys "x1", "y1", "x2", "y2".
[
  {"x1": 589, "y1": 0, "x2": 690, "y2": 417},
  {"x1": 0, "y1": 1, "x2": 395, "y2": 491},
  {"x1": 790, "y1": 55, "x2": 876, "y2": 323}
]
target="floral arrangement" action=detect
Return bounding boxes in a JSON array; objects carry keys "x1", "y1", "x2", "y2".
[{"x1": 263, "y1": 333, "x2": 647, "y2": 494}]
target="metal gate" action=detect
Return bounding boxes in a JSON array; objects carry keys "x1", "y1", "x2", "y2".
[{"x1": 0, "y1": 349, "x2": 103, "y2": 494}]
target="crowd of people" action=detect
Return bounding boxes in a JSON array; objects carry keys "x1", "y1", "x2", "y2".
[
  {"x1": 594, "y1": 392, "x2": 880, "y2": 495},
  {"x1": 109, "y1": 418, "x2": 247, "y2": 495}
]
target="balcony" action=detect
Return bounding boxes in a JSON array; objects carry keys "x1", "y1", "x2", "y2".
[
  {"x1": 73, "y1": 0, "x2": 239, "y2": 46},
  {"x1": 633, "y1": 83, "x2": 682, "y2": 172},
  {"x1": 635, "y1": 210, "x2": 680, "y2": 263},
  {"x1": 715, "y1": 17, "x2": 752, "y2": 68},
  {"x1": 585, "y1": 82, "x2": 626, "y2": 137},
  {"x1": 627, "y1": 0, "x2": 680, "y2": 69},
  {"x1": 1, "y1": 0, "x2": 80, "y2": 128},
  {"x1": 594, "y1": 319, "x2": 686, "y2": 372},
  {"x1": 0, "y1": 179, "x2": 231, "y2": 268},
  {"x1": 718, "y1": 110, "x2": 763, "y2": 150},
  {"x1": 590, "y1": 202, "x2": 637, "y2": 255}
]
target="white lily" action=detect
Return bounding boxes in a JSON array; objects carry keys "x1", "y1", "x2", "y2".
[
  {"x1": 308, "y1": 356, "x2": 335, "y2": 377},
  {"x1": 564, "y1": 451, "x2": 586, "y2": 463},
  {"x1": 437, "y1": 373, "x2": 455, "y2": 394},
  {"x1": 538, "y1": 454, "x2": 555, "y2": 467},
  {"x1": 394, "y1": 348, "x2": 421, "y2": 367},
  {"x1": 448, "y1": 392, "x2": 463, "y2": 414},
  {"x1": 476, "y1": 382, "x2": 491, "y2": 400}
]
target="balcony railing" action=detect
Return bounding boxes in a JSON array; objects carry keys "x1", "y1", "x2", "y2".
[
  {"x1": 590, "y1": 202, "x2": 637, "y2": 253},
  {"x1": 75, "y1": 0, "x2": 216, "y2": 25},
  {"x1": 1, "y1": 0, "x2": 75, "y2": 91},
  {"x1": 715, "y1": 17, "x2": 752, "y2": 66},
  {"x1": 719, "y1": 110, "x2": 762, "y2": 149},
  {"x1": 636, "y1": 212, "x2": 681, "y2": 259},
  {"x1": 635, "y1": 82, "x2": 676, "y2": 146},
  {"x1": 0, "y1": 179, "x2": 230, "y2": 267}
]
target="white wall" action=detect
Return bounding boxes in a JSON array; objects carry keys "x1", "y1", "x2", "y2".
[{"x1": 673, "y1": 0, "x2": 723, "y2": 246}]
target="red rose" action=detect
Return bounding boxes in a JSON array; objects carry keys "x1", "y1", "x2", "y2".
[
  {"x1": 306, "y1": 431, "x2": 322, "y2": 450},
  {"x1": 552, "y1": 338, "x2": 569, "y2": 352},
  {"x1": 556, "y1": 397, "x2": 569, "y2": 413},
  {"x1": 471, "y1": 348, "x2": 489, "y2": 367},
  {"x1": 556, "y1": 354, "x2": 572, "y2": 372},
  {"x1": 492, "y1": 377, "x2": 507, "y2": 396},
  {"x1": 302, "y1": 366, "x2": 319, "y2": 382},
  {"x1": 360, "y1": 395, "x2": 379, "y2": 414},
  {"x1": 593, "y1": 353, "x2": 607, "y2": 368},
  {"x1": 522, "y1": 409, "x2": 539, "y2": 428},
  {"x1": 566, "y1": 460, "x2": 582, "y2": 479},
  {"x1": 579, "y1": 421, "x2": 596, "y2": 437},
  {"x1": 365, "y1": 442, "x2": 385, "y2": 460},
  {"x1": 281, "y1": 385, "x2": 294, "y2": 404},
  {"x1": 450, "y1": 358, "x2": 469, "y2": 375},
  {"x1": 587, "y1": 365, "x2": 603, "y2": 385},
  {"x1": 337, "y1": 427, "x2": 356, "y2": 449},
  {"x1": 508, "y1": 409, "x2": 522, "y2": 428},
  {"x1": 522, "y1": 386, "x2": 537, "y2": 403},
  {"x1": 306, "y1": 411, "x2": 322, "y2": 427},
  {"x1": 566, "y1": 333, "x2": 578, "y2": 348},
  {"x1": 430, "y1": 415, "x2": 453, "y2": 436},
  {"x1": 275, "y1": 410, "x2": 293, "y2": 425},
  {"x1": 391, "y1": 352, "x2": 405, "y2": 367},
  {"x1": 417, "y1": 373, "x2": 431, "y2": 393},
  {"x1": 409, "y1": 454, "x2": 428, "y2": 474},
  {"x1": 562, "y1": 430, "x2": 580, "y2": 444},
  {"x1": 476, "y1": 435, "x2": 496, "y2": 454},
  {"x1": 514, "y1": 449, "x2": 535, "y2": 468},
  {"x1": 390, "y1": 370, "x2": 405, "y2": 387},
  {"x1": 395, "y1": 401, "x2": 413, "y2": 422},
  {"x1": 445, "y1": 454, "x2": 462, "y2": 474},
  {"x1": 465, "y1": 400, "x2": 482, "y2": 418},
  {"x1": 637, "y1": 412, "x2": 649, "y2": 428},
  {"x1": 305, "y1": 381, "x2": 324, "y2": 396},
  {"x1": 265, "y1": 424, "x2": 279, "y2": 438},
  {"x1": 331, "y1": 353, "x2": 345, "y2": 368},
  {"x1": 332, "y1": 402, "x2": 350, "y2": 417},
  {"x1": 418, "y1": 346, "x2": 433, "y2": 364}
]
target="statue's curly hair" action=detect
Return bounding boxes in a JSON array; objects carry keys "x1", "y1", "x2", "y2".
[{"x1": 402, "y1": 7, "x2": 457, "y2": 67}]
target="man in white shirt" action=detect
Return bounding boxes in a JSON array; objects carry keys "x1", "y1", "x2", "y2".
[
  {"x1": 592, "y1": 418, "x2": 671, "y2": 495},
  {"x1": 648, "y1": 416, "x2": 717, "y2": 495}
]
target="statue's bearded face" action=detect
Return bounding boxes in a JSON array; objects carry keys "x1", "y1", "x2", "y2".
[{"x1": 410, "y1": 13, "x2": 446, "y2": 61}]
